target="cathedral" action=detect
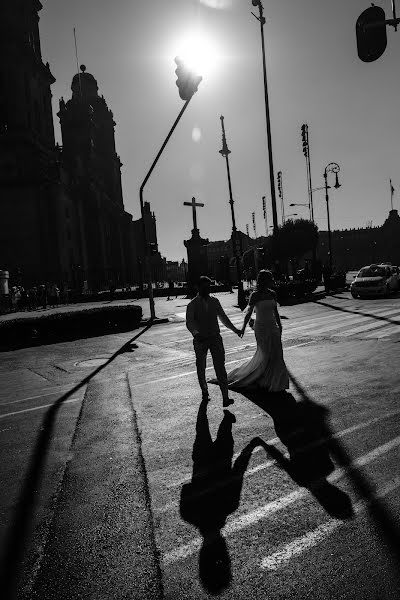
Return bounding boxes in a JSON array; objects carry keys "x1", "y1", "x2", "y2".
[{"x1": 0, "y1": 0, "x2": 152, "y2": 292}]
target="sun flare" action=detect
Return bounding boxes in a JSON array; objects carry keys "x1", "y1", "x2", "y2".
[{"x1": 174, "y1": 31, "x2": 220, "y2": 78}]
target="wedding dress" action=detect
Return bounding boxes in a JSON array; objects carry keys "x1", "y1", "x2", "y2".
[{"x1": 223, "y1": 297, "x2": 289, "y2": 392}]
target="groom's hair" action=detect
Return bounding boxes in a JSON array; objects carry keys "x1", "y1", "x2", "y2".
[{"x1": 199, "y1": 276, "x2": 212, "y2": 285}]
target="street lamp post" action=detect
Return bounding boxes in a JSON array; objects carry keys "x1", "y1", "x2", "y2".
[
  {"x1": 139, "y1": 58, "x2": 202, "y2": 321},
  {"x1": 250, "y1": 0, "x2": 278, "y2": 233},
  {"x1": 219, "y1": 115, "x2": 246, "y2": 310},
  {"x1": 323, "y1": 162, "x2": 341, "y2": 271}
]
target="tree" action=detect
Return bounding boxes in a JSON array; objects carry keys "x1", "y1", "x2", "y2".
[{"x1": 271, "y1": 219, "x2": 319, "y2": 265}]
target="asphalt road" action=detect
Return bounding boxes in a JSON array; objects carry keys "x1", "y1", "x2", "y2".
[{"x1": 1, "y1": 290, "x2": 400, "y2": 599}]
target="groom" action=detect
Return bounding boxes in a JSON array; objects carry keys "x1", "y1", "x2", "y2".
[{"x1": 186, "y1": 276, "x2": 241, "y2": 406}]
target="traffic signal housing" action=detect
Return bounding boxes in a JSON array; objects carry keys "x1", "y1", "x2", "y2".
[
  {"x1": 356, "y1": 6, "x2": 387, "y2": 62},
  {"x1": 174, "y1": 57, "x2": 202, "y2": 101}
]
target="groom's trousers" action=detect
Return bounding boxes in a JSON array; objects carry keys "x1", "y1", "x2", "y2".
[{"x1": 193, "y1": 334, "x2": 229, "y2": 399}]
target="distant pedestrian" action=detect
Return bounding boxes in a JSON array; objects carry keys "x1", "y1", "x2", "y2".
[
  {"x1": 323, "y1": 265, "x2": 332, "y2": 295},
  {"x1": 167, "y1": 279, "x2": 174, "y2": 301}
]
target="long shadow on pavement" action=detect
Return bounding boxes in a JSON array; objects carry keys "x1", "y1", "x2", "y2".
[
  {"x1": 0, "y1": 324, "x2": 152, "y2": 600},
  {"x1": 288, "y1": 373, "x2": 400, "y2": 567},
  {"x1": 180, "y1": 401, "x2": 258, "y2": 596},
  {"x1": 231, "y1": 387, "x2": 354, "y2": 519}
]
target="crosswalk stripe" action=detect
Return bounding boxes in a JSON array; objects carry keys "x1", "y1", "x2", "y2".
[
  {"x1": 162, "y1": 433, "x2": 400, "y2": 565},
  {"x1": 129, "y1": 341, "x2": 313, "y2": 387},
  {"x1": 260, "y1": 476, "x2": 400, "y2": 571},
  {"x1": 156, "y1": 407, "x2": 400, "y2": 509},
  {"x1": 335, "y1": 318, "x2": 398, "y2": 337},
  {"x1": 0, "y1": 398, "x2": 80, "y2": 420},
  {"x1": 364, "y1": 323, "x2": 400, "y2": 339}
]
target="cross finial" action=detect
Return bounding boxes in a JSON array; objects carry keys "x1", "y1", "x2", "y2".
[{"x1": 183, "y1": 196, "x2": 205, "y2": 231}]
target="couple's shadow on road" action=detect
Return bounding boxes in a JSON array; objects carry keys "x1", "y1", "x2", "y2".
[{"x1": 180, "y1": 391, "x2": 353, "y2": 595}]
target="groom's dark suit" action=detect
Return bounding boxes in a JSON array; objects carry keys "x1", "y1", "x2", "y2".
[{"x1": 186, "y1": 295, "x2": 236, "y2": 401}]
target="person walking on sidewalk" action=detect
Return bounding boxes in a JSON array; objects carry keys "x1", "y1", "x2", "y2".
[{"x1": 186, "y1": 276, "x2": 241, "y2": 406}]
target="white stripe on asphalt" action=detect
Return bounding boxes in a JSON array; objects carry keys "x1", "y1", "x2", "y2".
[
  {"x1": 335, "y1": 317, "x2": 399, "y2": 337},
  {"x1": 164, "y1": 307, "x2": 400, "y2": 345},
  {"x1": 162, "y1": 433, "x2": 400, "y2": 565},
  {"x1": 0, "y1": 386, "x2": 81, "y2": 407},
  {"x1": 129, "y1": 341, "x2": 313, "y2": 388},
  {"x1": 157, "y1": 407, "x2": 400, "y2": 508},
  {"x1": 0, "y1": 398, "x2": 80, "y2": 420},
  {"x1": 260, "y1": 476, "x2": 400, "y2": 571},
  {"x1": 364, "y1": 323, "x2": 400, "y2": 339}
]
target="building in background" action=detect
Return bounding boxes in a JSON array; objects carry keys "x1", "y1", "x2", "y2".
[
  {"x1": 317, "y1": 210, "x2": 400, "y2": 271},
  {"x1": 0, "y1": 0, "x2": 137, "y2": 292}
]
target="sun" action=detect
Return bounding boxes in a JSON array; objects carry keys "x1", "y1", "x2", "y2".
[{"x1": 173, "y1": 30, "x2": 220, "y2": 78}]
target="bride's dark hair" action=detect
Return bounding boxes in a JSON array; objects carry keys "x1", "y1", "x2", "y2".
[{"x1": 256, "y1": 269, "x2": 274, "y2": 291}]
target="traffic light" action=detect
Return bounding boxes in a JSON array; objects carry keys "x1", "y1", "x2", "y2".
[
  {"x1": 356, "y1": 6, "x2": 387, "y2": 62},
  {"x1": 301, "y1": 124, "x2": 308, "y2": 157},
  {"x1": 149, "y1": 242, "x2": 158, "y2": 255},
  {"x1": 174, "y1": 57, "x2": 202, "y2": 101}
]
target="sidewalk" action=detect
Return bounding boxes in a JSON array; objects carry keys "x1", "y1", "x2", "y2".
[{"x1": 30, "y1": 372, "x2": 164, "y2": 600}]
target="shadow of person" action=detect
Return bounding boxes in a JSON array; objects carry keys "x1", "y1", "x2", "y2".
[
  {"x1": 180, "y1": 401, "x2": 257, "y2": 595},
  {"x1": 232, "y1": 388, "x2": 353, "y2": 520}
]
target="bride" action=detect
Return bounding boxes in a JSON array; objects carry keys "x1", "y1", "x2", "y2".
[{"x1": 223, "y1": 269, "x2": 289, "y2": 392}]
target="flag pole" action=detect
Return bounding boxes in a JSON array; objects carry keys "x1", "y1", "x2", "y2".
[{"x1": 390, "y1": 179, "x2": 394, "y2": 211}]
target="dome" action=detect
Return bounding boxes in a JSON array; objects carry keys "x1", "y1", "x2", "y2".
[{"x1": 71, "y1": 65, "x2": 99, "y2": 99}]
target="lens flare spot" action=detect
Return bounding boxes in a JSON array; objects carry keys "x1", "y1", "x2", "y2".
[
  {"x1": 199, "y1": 0, "x2": 233, "y2": 9},
  {"x1": 192, "y1": 127, "x2": 202, "y2": 142}
]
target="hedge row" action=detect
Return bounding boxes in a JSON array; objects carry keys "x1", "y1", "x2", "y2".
[{"x1": 0, "y1": 304, "x2": 143, "y2": 350}]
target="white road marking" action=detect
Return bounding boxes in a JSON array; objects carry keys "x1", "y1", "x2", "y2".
[
  {"x1": 335, "y1": 317, "x2": 399, "y2": 337},
  {"x1": 162, "y1": 433, "x2": 400, "y2": 565},
  {"x1": 157, "y1": 407, "x2": 400, "y2": 507},
  {"x1": 129, "y1": 341, "x2": 313, "y2": 388},
  {"x1": 260, "y1": 476, "x2": 400, "y2": 571},
  {"x1": 0, "y1": 398, "x2": 80, "y2": 420},
  {"x1": 0, "y1": 386, "x2": 80, "y2": 407},
  {"x1": 364, "y1": 323, "x2": 400, "y2": 339}
]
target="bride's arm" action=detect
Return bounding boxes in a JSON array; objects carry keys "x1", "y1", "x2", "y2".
[
  {"x1": 241, "y1": 293, "x2": 256, "y2": 337},
  {"x1": 273, "y1": 294, "x2": 283, "y2": 334}
]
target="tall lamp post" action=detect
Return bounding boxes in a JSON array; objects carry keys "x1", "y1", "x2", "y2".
[
  {"x1": 219, "y1": 115, "x2": 246, "y2": 310},
  {"x1": 139, "y1": 58, "x2": 202, "y2": 321},
  {"x1": 250, "y1": 0, "x2": 278, "y2": 233},
  {"x1": 323, "y1": 162, "x2": 341, "y2": 271}
]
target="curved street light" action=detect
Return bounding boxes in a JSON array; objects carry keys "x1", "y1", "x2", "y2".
[
  {"x1": 139, "y1": 58, "x2": 202, "y2": 320},
  {"x1": 250, "y1": 0, "x2": 278, "y2": 233},
  {"x1": 323, "y1": 162, "x2": 341, "y2": 271}
]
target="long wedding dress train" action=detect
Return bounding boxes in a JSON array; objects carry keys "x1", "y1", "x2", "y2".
[{"x1": 212, "y1": 298, "x2": 289, "y2": 392}]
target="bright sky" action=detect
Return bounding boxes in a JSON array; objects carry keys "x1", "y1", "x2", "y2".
[{"x1": 40, "y1": 0, "x2": 400, "y2": 261}]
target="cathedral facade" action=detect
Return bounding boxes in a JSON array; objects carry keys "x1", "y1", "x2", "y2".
[{"x1": 0, "y1": 0, "x2": 143, "y2": 292}]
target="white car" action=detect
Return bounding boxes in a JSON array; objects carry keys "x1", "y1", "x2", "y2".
[{"x1": 350, "y1": 264, "x2": 398, "y2": 298}]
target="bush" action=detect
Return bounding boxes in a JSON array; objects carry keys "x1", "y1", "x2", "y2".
[{"x1": 0, "y1": 304, "x2": 143, "y2": 350}]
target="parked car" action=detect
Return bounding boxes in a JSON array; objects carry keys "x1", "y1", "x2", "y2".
[
  {"x1": 350, "y1": 264, "x2": 398, "y2": 298},
  {"x1": 378, "y1": 264, "x2": 400, "y2": 291}
]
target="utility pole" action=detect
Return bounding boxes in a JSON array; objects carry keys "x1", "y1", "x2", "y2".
[
  {"x1": 250, "y1": 0, "x2": 279, "y2": 233},
  {"x1": 219, "y1": 116, "x2": 246, "y2": 310}
]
